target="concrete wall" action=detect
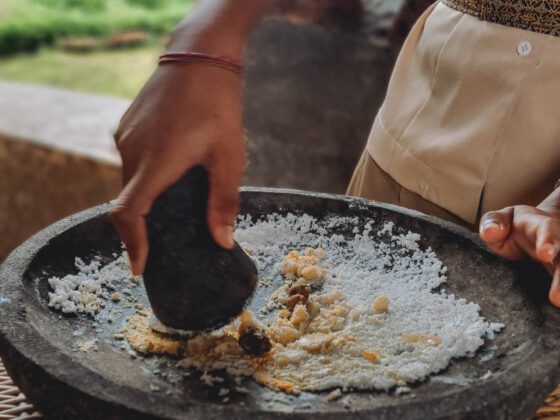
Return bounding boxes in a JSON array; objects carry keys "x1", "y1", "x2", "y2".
[
  {"x1": 0, "y1": 135, "x2": 121, "y2": 261},
  {"x1": 0, "y1": 83, "x2": 126, "y2": 262}
]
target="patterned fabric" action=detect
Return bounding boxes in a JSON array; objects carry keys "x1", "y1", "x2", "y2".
[{"x1": 442, "y1": 0, "x2": 560, "y2": 36}]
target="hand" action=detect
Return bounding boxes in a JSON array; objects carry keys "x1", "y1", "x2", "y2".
[
  {"x1": 480, "y1": 205, "x2": 560, "y2": 307},
  {"x1": 110, "y1": 63, "x2": 245, "y2": 275}
]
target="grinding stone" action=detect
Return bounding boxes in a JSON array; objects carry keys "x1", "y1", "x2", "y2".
[
  {"x1": 2, "y1": 189, "x2": 560, "y2": 419},
  {"x1": 144, "y1": 166, "x2": 257, "y2": 332}
]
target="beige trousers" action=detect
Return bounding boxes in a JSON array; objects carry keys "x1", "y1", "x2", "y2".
[
  {"x1": 349, "y1": 2, "x2": 560, "y2": 228},
  {"x1": 347, "y1": 150, "x2": 472, "y2": 229}
]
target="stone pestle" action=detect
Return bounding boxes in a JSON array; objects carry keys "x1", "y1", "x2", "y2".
[{"x1": 143, "y1": 166, "x2": 257, "y2": 334}]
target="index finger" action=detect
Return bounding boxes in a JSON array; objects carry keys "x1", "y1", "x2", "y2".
[{"x1": 110, "y1": 158, "x2": 196, "y2": 274}]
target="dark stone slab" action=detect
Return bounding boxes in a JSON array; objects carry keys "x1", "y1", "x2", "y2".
[{"x1": 0, "y1": 189, "x2": 559, "y2": 419}]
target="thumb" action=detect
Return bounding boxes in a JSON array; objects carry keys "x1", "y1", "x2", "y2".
[
  {"x1": 480, "y1": 207, "x2": 513, "y2": 246},
  {"x1": 207, "y1": 155, "x2": 244, "y2": 249}
]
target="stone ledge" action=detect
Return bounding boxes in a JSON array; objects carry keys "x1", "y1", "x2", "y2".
[
  {"x1": 0, "y1": 81, "x2": 126, "y2": 166},
  {"x1": 0, "y1": 82, "x2": 126, "y2": 262},
  {"x1": 0, "y1": 134, "x2": 121, "y2": 263}
]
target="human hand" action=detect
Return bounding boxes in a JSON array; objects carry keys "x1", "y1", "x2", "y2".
[
  {"x1": 480, "y1": 205, "x2": 560, "y2": 307},
  {"x1": 110, "y1": 63, "x2": 245, "y2": 275}
]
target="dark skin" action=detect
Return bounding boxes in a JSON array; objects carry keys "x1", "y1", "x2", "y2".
[
  {"x1": 109, "y1": 0, "x2": 560, "y2": 307},
  {"x1": 480, "y1": 189, "x2": 560, "y2": 306},
  {"x1": 110, "y1": 0, "x2": 276, "y2": 275}
]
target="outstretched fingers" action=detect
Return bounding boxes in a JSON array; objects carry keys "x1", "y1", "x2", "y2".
[{"x1": 534, "y1": 218, "x2": 560, "y2": 264}]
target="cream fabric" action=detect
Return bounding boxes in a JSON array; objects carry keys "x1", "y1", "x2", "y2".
[
  {"x1": 347, "y1": 149, "x2": 471, "y2": 228},
  {"x1": 364, "y1": 2, "x2": 560, "y2": 224}
]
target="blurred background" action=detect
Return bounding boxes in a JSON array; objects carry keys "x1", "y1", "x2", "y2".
[
  {"x1": 0, "y1": 0, "x2": 189, "y2": 96},
  {"x1": 0, "y1": 0, "x2": 415, "y2": 263}
]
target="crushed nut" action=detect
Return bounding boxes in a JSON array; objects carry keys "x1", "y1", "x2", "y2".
[
  {"x1": 350, "y1": 308, "x2": 360, "y2": 322},
  {"x1": 300, "y1": 265, "x2": 324, "y2": 282},
  {"x1": 289, "y1": 284, "x2": 311, "y2": 300},
  {"x1": 402, "y1": 332, "x2": 441, "y2": 347},
  {"x1": 320, "y1": 290, "x2": 344, "y2": 305},
  {"x1": 238, "y1": 310, "x2": 265, "y2": 335},
  {"x1": 362, "y1": 350, "x2": 379, "y2": 363},
  {"x1": 267, "y1": 324, "x2": 301, "y2": 346},
  {"x1": 307, "y1": 300, "x2": 321, "y2": 317},
  {"x1": 290, "y1": 304, "x2": 309, "y2": 327},
  {"x1": 298, "y1": 333, "x2": 334, "y2": 354},
  {"x1": 278, "y1": 309, "x2": 290, "y2": 318},
  {"x1": 286, "y1": 294, "x2": 307, "y2": 311},
  {"x1": 372, "y1": 294, "x2": 389, "y2": 313}
]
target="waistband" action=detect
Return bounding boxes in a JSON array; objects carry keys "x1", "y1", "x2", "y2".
[{"x1": 441, "y1": 0, "x2": 560, "y2": 37}]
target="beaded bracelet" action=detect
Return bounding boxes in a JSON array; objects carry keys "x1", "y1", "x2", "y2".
[{"x1": 159, "y1": 52, "x2": 243, "y2": 75}]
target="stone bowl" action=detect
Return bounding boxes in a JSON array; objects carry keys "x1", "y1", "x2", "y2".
[{"x1": 0, "y1": 188, "x2": 559, "y2": 419}]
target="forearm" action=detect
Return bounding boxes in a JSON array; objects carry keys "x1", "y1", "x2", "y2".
[
  {"x1": 537, "y1": 183, "x2": 560, "y2": 218},
  {"x1": 168, "y1": 0, "x2": 277, "y2": 58}
]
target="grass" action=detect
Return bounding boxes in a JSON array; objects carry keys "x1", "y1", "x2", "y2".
[
  {"x1": 0, "y1": 46, "x2": 161, "y2": 98},
  {"x1": 0, "y1": 0, "x2": 194, "y2": 96},
  {"x1": 0, "y1": 0, "x2": 194, "y2": 55}
]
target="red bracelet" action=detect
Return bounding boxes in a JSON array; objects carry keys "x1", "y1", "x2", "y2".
[{"x1": 159, "y1": 52, "x2": 243, "y2": 75}]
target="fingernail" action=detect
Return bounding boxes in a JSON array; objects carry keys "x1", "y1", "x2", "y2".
[
  {"x1": 128, "y1": 258, "x2": 140, "y2": 276},
  {"x1": 125, "y1": 252, "x2": 140, "y2": 276},
  {"x1": 217, "y1": 225, "x2": 235, "y2": 249},
  {"x1": 550, "y1": 289, "x2": 560, "y2": 308},
  {"x1": 482, "y1": 220, "x2": 502, "y2": 232},
  {"x1": 543, "y1": 244, "x2": 559, "y2": 261}
]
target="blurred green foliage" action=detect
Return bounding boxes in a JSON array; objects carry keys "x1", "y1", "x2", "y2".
[
  {"x1": 0, "y1": 46, "x2": 160, "y2": 98},
  {"x1": 126, "y1": 0, "x2": 172, "y2": 9},
  {"x1": 36, "y1": 0, "x2": 109, "y2": 12},
  {"x1": 0, "y1": 0, "x2": 193, "y2": 55}
]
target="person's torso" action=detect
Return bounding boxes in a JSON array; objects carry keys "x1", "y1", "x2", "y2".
[{"x1": 367, "y1": 2, "x2": 560, "y2": 224}]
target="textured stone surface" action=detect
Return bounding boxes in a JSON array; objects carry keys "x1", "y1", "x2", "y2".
[{"x1": 1, "y1": 190, "x2": 560, "y2": 419}]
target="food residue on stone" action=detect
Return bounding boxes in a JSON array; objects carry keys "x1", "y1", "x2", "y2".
[{"x1": 46, "y1": 213, "x2": 504, "y2": 397}]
